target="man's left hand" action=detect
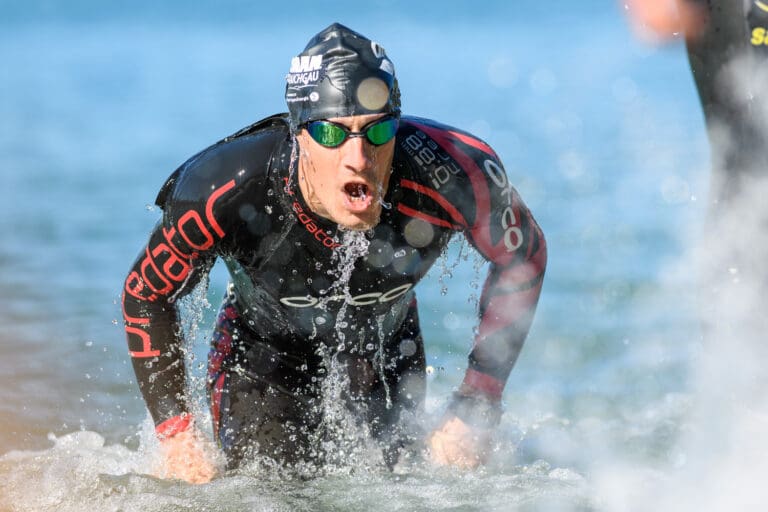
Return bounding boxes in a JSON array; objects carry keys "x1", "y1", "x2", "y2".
[{"x1": 426, "y1": 415, "x2": 493, "y2": 469}]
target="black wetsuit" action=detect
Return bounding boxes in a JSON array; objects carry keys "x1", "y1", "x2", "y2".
[
  {"x1": 685, "y1": 0, "x2": 768, "y2": 201},
  {"x1": 683, "y1": 1, "x2": 768, "y2": 341},
  {"x1": 122, "y1": 114, "x2": 547, "y2": 467}
]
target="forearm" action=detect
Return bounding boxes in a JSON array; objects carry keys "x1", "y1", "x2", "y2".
[
  {"x1": 461, "y1": 249, "x2": 546, "y2": 397},
  {"x1": 124, "y1": 293, "x2": 191, "y2": 426},
  {"x1": 122, "y1": 221, "x2": 207, "y2": 429}
]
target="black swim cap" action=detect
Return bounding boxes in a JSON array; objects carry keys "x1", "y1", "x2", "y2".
[{"x1": 285, "y1": 23, "x2": 401, "y2": 126}]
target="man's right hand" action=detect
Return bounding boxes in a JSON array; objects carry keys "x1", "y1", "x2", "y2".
[{"x1": 154, "y1": 427, "x2": 221, "y2": 484}]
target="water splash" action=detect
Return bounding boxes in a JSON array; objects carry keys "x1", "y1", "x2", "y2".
[
  {"x1": 307, "y1": 354, "x2": 383, "y2": 474},
  {"x1": 176, "y1": 275, "x2": 215, "y2": 426},
  {"x1": 292, "y1": 229, "x2": 385, "y2": 470},
  {"x1": 433, "y1": 235, "x2": 484, "y2": 309},
  {"x1": 285, "y1": 129, "x2": 301, "y2": 193},
  {"x1": 0, "y1": 426, "x2": 590, "y2": 511},
  {"x1": 323, "y1": 229, "x2": 371, "y2": 351},
  {"x1": 377, "y1": 182, "x2": 392, "y2": 210},
  {"x1": 375, "y1": 314, "x2": 393, "y2": 410}
]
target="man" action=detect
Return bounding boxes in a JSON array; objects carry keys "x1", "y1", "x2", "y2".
[{"x1": 122, "y1": 23, "x2": 547, "y2": 484}]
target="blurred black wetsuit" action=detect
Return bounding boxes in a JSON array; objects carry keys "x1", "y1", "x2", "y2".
[
  {"x1": 684, "y1": 1, "x2": 768, "y2": 337},
  {"x1": 122, "y1": 114, "x2": 547, "y2": 467},
  {"x1": 686, "y1": 0, "x2": 768, "y2": 201}
]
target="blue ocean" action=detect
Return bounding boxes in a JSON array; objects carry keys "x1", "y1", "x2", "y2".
[{"x1": 2, "y1": 1, "x2": 765, "y2": 510}]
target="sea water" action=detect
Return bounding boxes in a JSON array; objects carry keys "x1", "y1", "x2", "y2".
[{"x1": 3, "y1": 1, "x2": 766, "y2": 510}]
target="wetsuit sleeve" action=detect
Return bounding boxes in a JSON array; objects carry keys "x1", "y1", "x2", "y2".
[
  {"x1": 400, "y1": 119, "x2": 547, "y2": 426},
  {"x1": 455, "y1": 146, "x2": 547, "y2": 417},
  {"x1": 121, "y1": 116, "x2": 288, "y2": 434},
  {"x1": 122, "y1": 179, "x2": 236, "y2": 431}
]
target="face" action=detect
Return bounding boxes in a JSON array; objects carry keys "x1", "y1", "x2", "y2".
[{"x1": 297, "y1": 113, "x2": 396, "y2": 231}]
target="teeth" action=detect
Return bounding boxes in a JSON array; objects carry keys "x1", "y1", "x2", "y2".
[{"x1": 346, "y1": 183, "x2": 369, "y2": 201}]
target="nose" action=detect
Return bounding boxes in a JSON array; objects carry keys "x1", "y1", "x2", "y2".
[{"x1": 340, "y1": 135, "x2": 372, "y2": 173}]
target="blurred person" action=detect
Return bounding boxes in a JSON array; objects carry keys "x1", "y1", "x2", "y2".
[
  {"x1": 625, "y1": 0, "x2": 768, "y2": 205},
  {"x1": 122, "y1": 23, "x2": 547, "y2": 484},
  {"x1": 627, "y1": 0, "x2": 768, "y2": 307},
  {"x1": 625, "y1": 2, "x2": 768, "y2": 489}
]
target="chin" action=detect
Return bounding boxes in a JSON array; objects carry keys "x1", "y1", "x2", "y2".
[
  {"x1": 338, "y1": 216, "x2": 380, "y2": 231},
  {"x1": 335, "y1": 208, "x2": 382, "y2": 231}
]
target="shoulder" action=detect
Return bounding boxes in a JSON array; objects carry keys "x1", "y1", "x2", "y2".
[
  {"x1": 396, "y1": 115, "x2": 499, "y2": 165},
  {"x1": 394, "y1": 115, "x2": 503, "y2": 190},
  {"x1": 155, "y1": 116, "x2": 290, "y2": 228},
  {"x1": 156, "y1": 114, "x2": 291, "y2": 211}
]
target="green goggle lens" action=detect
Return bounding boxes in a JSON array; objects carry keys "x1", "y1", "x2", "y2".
[{"x1": 305, "y1": 117, "x2": 398, "y2": 148}]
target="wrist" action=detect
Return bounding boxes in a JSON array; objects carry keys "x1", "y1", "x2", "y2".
[
  {"x1": 155, "y1": 413, "x2": 194, "y2": 441},
  {"x1": 460, "y1": 368, "x2": 504, "y2": 400},
  {"x1": 447, "y1": 391, "x2": 502, "y2": 430}
]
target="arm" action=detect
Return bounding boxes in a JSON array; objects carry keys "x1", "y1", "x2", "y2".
[
  {"x1": 122, "y1": 221, "x2": 214, "y2": 430},
  {"x1": 122, "y1": 178, "x2": 236, "y2": 482},
  {"x1": 428, "y1": 182, "x2": 545, "y2": 467},
  {"x1": 408, "y1": 121, "x2": 546, "y2": 466}
]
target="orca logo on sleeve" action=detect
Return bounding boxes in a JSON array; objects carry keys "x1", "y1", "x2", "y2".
[
  {"x1": 484, "y1": 159, "x2": 523, "y2": 252},
  {"x1": 280, "y1": 283, "x2": 413, "y2": 308}
]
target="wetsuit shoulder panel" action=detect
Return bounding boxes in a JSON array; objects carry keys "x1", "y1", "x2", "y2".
[{"x1": 155, "y1": 113, "x2": 291, "y2": 209}]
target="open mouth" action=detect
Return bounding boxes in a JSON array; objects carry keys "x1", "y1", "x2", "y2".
[
  {"x1": 344, "y1": 182, "x2": 370, "y2": 202},
  {"x1": 342, "y1": 181, "x2": 375, "y2": 213}
]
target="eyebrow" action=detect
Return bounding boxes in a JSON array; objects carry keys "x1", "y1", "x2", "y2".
[{"x1": 325, "y1": 114, "x2": 387, "y2": 128}]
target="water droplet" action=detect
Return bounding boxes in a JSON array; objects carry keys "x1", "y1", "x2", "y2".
[{"x1": 399, "y1": 338, "x2": 417, "y2": 357}]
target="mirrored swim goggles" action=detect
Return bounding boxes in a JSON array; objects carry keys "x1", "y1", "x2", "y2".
[{"x1": 304, "y1": 116, "x2": 399, "y2": 148}]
